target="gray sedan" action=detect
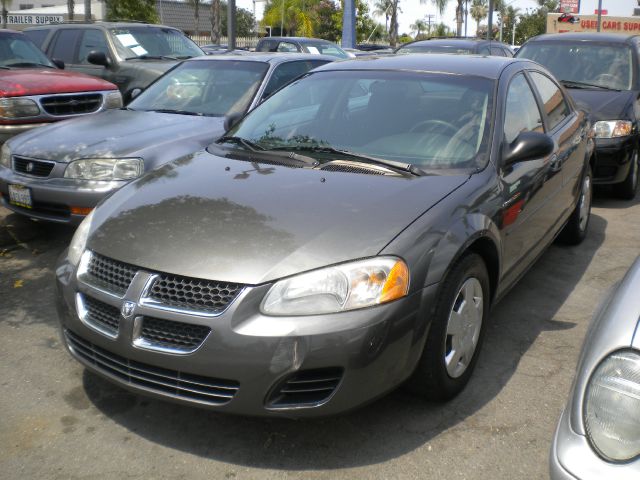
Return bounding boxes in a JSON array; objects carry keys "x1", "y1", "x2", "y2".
[
  {"x1": 0, "y1": 53, "x2": 334, "y2": 224},
  {"x1": 55, "y1": 54, "x2": 593, "y2": 417},
  {"x1": 550, "y1": 257, "x2": 640, "y2": 479}
]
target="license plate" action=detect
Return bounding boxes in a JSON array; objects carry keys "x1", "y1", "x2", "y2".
[{"x1": 8, "y1": 184, "x2": 32, "y2": 209}]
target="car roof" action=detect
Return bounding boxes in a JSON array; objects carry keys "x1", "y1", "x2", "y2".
[
  {"x1": 259, "y1": 36, "x2": 334, "y2": 44},
  {"x1": 189, "y1": 52, "x2": 336, "y2": 64},
  {"x1": 24, "y1": 21, "x2": 182, "y2": 30},
  {"x1": 312, "y1": 53, "x2": 526, "y2": 79},
  {"x1": 399, "y1": 38, "x2": 510, "y2": 49},
  {"x1": 0, "y1": 29, "x2": 25, "y2": 34},
  {"x1": 526, "y1": 32, "x2": 639, "y2": 44}
]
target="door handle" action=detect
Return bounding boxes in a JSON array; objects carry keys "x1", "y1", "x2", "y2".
[{"x1": 549, "y1": 154, "x2": 562, "y2": 172}]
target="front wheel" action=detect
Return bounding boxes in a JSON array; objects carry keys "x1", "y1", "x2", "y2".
[
  {"x1": 617, "y1": 150, "x2": 638, "y2": 200},
  {"x1": 407, "y1": 253, "x2": 490, "y2": 402},
  {"x1": 558, "y1": 165, "x2": 592, "y2": 245}
]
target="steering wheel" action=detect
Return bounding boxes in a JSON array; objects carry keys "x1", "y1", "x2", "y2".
[{"x1": 410, "y1": 119, "x2": 458, "y2": 136}]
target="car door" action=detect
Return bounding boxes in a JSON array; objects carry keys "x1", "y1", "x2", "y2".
[
  {"x1": 528, "y1": 70, "x2": 586, "y2": 220},
  {"x1": 72, "y1": 28, "x2": 112, "y2": 81},
  {"x1": 499, "y1": 72, "x2": 561, "y2": 283}
]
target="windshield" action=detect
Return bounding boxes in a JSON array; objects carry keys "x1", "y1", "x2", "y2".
[
  {"x1": 517, "y1": 42, "x2": 634, "y2": 90},
  {"x1": 398, "y1": 44, "x2": 473, "y2": 55},
  {"x1": 0, "y1": 32, "x2": 55, "y2": 68},
  {"x1": 110, "y1": 27, "x2": 203, "y2": 59},
  {"x1": 128, "y1": 60, "x2": 268, "y2": 116},
  {"x1": 226, "y1": 70, "x2": 494, "y2": 171}
]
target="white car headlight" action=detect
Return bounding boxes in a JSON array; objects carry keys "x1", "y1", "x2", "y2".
[
  {"x1": 68, "y1": 209, "x2": 95, "y2": 266},
  {"x1": 0, "y1": 97, "x2": 40, "y2": 118},
  {"x1": 64, "y1": 158, "x2": 144, "y2": 180},
  {"x1": 584, "y1": 350, "x2": 640, "y2": 462},
  {"x1": 0, "y1": 143, "x2": 10, "y2": 168},
  {"x1": 261, "y1": 257, "x2": 409, "y2": 316},
  {"x1": 593, "y1": 120, "x2": 632, "y2": 138},
  {"x1": 104, "y1": 91, "x2": 123, "y2": 109}
]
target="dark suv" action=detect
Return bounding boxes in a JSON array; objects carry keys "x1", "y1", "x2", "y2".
[
  {"x1": 24, "y1": 22, "x2": 204, "y2": 103},
  {"x1": 396, "y1": 38, "x2": 514, "y2": 57}
]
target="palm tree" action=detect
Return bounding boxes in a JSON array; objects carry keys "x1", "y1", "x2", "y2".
[
  {"x1": 67, "y1": 0, "x2": 74, "y2": 21},
  {"x1": 411, "y1": 19, "x2": 428, "y2": 38},
  {"x1": 262, "y1": 0, "x2": 314, "y2": 37},
  {"x1": 470, "y1": 0, "x2": 487, "y2": 36},
  {"x1": 210, "y1": 0, "x2": 221, "y2": 43},
  {"x1": 373, "y1": 0, "x2": 393, "y2": 34},
  {"x1": 188, "y1": 0, "x2": 201, "y2": 39},
  {"x1": 0, "y1": 0, "x2": 9, "y2": 28},
  {"x1": 432, "y1": 0, "x2": 464, "y2": 36}
]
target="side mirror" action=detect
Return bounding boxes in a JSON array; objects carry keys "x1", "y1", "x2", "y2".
[
  {"x1": 51, "y1": 58, "x2": 64, "y2": 69},
  {"x1": 503, "y1": 131, "x2": 554, "y2": 166},
  {"x1": 224, "y1": 112, "x2": 244, "y2": 132},
  {"x1": 87, "y1": 50, "x2": 110, "y2": 67},
  {"x1": 129, "y1": 88, "x2": 143, "y2": 100}
]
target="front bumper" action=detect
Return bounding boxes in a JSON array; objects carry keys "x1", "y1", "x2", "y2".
[
  {"x1": 0, "y1": 122, "x2": 49, "y2": 143},
  {"x1": 592, "y1": 136, "x2": 636, "y2": 185},
  {"x1": 0, "y1": 165, "x2": 125, "y2": 224},
  {"x1": 550, "y1": 404, "x2": 640, "y2": 479},
  {"x1": 55, "y1": 252, "x2": 437, "y2": 417}
]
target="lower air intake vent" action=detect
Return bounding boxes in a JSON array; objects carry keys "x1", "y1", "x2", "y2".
[
  {"x1": 65, "y1": 330, "x2": 239, "y2": 405},
  {"x1": 137, "y1": 317, "x2": 211, "y2": 352},
  {"x1": 266, "y1": 367, "x2": 343, "y2": 408}
]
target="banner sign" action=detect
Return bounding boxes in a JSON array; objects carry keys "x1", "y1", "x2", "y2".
[
  {"x1": 4, "y1": 14, "x2": 64, "y2": 25},
  {"x1": 559, "y1": 0, "x2": 580, "y2": 14},
  {"x1": 548, "y1": 13, "x2": 640, "y2": 33}
]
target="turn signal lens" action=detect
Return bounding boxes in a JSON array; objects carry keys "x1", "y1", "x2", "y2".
[{"x1": 70, "y1": 207, "x2": 93, "y2": 216}]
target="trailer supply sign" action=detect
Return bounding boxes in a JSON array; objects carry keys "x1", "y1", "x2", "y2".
[{"x1": 5, "y1": 14, "x2": 64, "y2": 25}]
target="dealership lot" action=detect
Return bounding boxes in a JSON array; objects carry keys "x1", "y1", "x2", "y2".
[{"x1": 0, "y1": 191, "x2": 638, "y2": 479}]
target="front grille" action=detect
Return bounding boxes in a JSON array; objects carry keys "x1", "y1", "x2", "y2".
[
  {"x1": 83, "y1": 295, "x2": 120, "y2": 335},
  {"x1": 65, "y1": 330, "x2": 239, "y2": 405},
  {"x1": 85, "y1": 252, "x2": 137, "y2": 295},
  {"x1": 148, "y1": 274, "x2": 243, "y2": 314},
  {"x1": 139, "y1": 317, "x2": 211, "y2": 351},
  {"x1": 320, "y1": 163, "x2": 388, "y2": 175},
  {"x1": 12, "y1": 156, "x2": 55, "y2": 177},
  {"x1": 267, "y1": 368, "x2": 343, "y2": 408},
  {"x1": 40, "y1": 93, "x2": 102, "y2": 116}
]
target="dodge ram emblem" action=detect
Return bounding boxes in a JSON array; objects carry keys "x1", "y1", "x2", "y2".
[{"x1": 121, "y1": 301, "x2": 135, "y2": 319}]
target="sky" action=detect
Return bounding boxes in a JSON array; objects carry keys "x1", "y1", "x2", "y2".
[{"x1": 236, "y1": 0, "x2": 638, "y2": 38}]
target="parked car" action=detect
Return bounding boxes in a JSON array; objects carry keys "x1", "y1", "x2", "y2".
[
  {"x1": 396, "y1": 37, "x2": 514, "y2": 57},
  {"x1": 0, "y1": 29, "x2": 121, "y2": 144},
  {"x1": 255, "y1": 36, "x2": 350, "y2": 58},
  {"x1": 550, "y1": 257, "x2": 640, "y2": 479},
  {"x1": 24, "y1": 22, "x2": 204, "y2": 103},
  {"x1": 0, "y1": 53, "x2": 334, "y2": 224},
  {"x1": 517, "y1": 33, "x2": 640, "y2": 199},
  {"x1": 55, "y1": 54, "x2": 593, "y2": 417}
]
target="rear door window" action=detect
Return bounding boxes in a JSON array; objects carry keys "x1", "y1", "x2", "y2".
[{"x1": 49, "y1": 29, "x2": 82, "y2": 63}]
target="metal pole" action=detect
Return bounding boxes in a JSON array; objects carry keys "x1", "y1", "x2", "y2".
[
  {"x1": 512, "y1": 17, "x2": 516, "y2": 45},
  {"x1": 280, "y1": 0, "x2": 284, "y2": 36},
  {"x1": 499, "y1": 13, "x2": 503, "y2": 42},
  {"x1": 464, "y1": 0, "x2": 468, "y2": 37},
  {"x1": 84, "y1": 0, "x2": 91, "y2": 21},
  {"x1": 341, "y1": 0, "x2": 356, "y2": 49},
  {"x1": 597, "y1": 0, "x2": 603, "y2": 32},
  {"x1": 228, "y1": 0, "x2": 236, "y2": 49},
  {"x1": 487, "y1": 0, "x2": 494, "y2": 40}
]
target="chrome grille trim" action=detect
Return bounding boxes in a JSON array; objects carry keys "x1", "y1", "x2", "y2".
[
  {"x1": 65, "y1": 330, "x2": 239, "y2": 405},
  {"x1": 12, "y1": 156, "x2": 56, "y2": 177},
  {"x1": 40, "y1": 93, "x2": 102, "y2": 116},
  {"x1": 76, "y1": 293, "x2": 120, "y2": 339},
  {"x1": 78, "y1": 251, "x2": 137, "y2": 297},
  {"x1": 132, "y1": 316, "x2": 211, "y2": 354}
]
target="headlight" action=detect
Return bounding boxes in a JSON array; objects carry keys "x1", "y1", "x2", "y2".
[
  {"x1": 584, "y1": 350, "x2": 640, "y2": 462},
  {"x1": 104, "y1": 91, "x2": 123, "y2": 109},
  {"x1": 593, "y1": 120, "x2": 632, "y2": 138},
  {"x1": 0, "y1": 143, "x2": 10, "y2": 168},
  {"x1": 64, "y1": 158, "x2": 144, "y2": 180},
  {"x1": 261, "y1": 257, "x2": 409, "y2": 316},
  {"x1": 0, "y1": 97, "x2": 40, "y2": 118},
  {"x1": 68, "y1": 209, "x2": 95, "y2": 265}
]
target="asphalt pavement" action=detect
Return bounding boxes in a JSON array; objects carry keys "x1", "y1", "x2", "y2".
[{"x1": 1, "y1": 191, "x2": 639, "y2": 480}]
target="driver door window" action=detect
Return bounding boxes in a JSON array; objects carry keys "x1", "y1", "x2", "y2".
[
  {"x1": 504, "y1": 74, "x2": 543, "y2": 144},
  {"x1": 78, "y1": 29, "x2": 110, "y2": 64}
]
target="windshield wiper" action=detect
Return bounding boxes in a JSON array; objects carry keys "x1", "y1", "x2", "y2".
[
  {"x1": 267, "y1": 145, "x2": 424, "y2": 175},
  {"x1": 150, "y1": 109, "x2": 203, "y2": 116},
  {"x1": 3, "y1": 62, "x2": 55, "y2": 68},
  {"x1": 125, "y1": 54, "x2": 178, "y2": 60},
  {"x1": 216, "y1": 136, "x2": 318, "y2": 166},
  {"x1": 560, "y1": 80, "x2": 620, "y2": 91},
  {"x1": 217, "y1": 135, "x2": 265, "y2": 151}
]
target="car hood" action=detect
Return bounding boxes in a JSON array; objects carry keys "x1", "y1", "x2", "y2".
[
  {"x1": 566, "y1": 88, "x2": 635, "y2": 121},
  {"x1": 0, "y1": 68, "x2": 116, "y2": 96},
  {"x1": 9, "y1": 109, "x2": 225, "y2": 161},
  {"x1": 88, "y1": 150, "x2": 469, "y2": 285}
]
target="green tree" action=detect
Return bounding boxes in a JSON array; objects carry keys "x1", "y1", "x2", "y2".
[
  {"x1": 373, "y1": 0, "x2": 393, "y2": 34},
  {"x1": 433, "y1": 22, "x2": 451, "y2": 37},
  {"x1": 501, "y1": 5, "x2": 520, "y2": 45},
  {"x1": 210, "y1": 0, "x2": 221, "y2": 43},
  {"x1": 470, "y1": 0, "x2": 487, "y2": 36},
  {"x1": 262, "y1": 0, "x2": 314, "y2": 36},
  {"x1": 315, "y1": 0, "x2": 341, "y2": 41},
  {"x1": 105, "y1": 0, "x2": 159, "y2": 23},
  {"x1": 432, "y1": 0, "x2": 464, "y2": 36},
  {"x1": 220, "y1": 3, "x2": 256, "y2": 37},
  {"x1": 514, "y1": 0, "x2": 557, "y2": 44},
  {"x1": 411, "y1": 19, "x2": 428, "y2": 38}
]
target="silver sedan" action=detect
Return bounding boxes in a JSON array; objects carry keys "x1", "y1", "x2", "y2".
[
  {"x1": 550, "y1": 257, "x2": 640, "y2": 479},
  {"x1": 0, "y1": 53, "x2": 334, "y2": 224}
]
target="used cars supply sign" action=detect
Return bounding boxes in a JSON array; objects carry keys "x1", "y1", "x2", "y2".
[{"x1": 548, "y1": 13, "x2": 640, "y2": 33}]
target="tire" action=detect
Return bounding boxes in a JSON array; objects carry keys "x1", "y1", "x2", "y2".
[
  {"x1": 617, "y1": 150, "x2": 638, "y2": 200},
  {"x1": 407, "y1": 253, "x2": 490, "y2": 402},
  {"x1": 558, "y1": 165, "x2": 592, "y2": 245}
]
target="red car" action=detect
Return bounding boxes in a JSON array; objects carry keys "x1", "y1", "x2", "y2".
[{"x1": 0, "y1": 29, "x2": 121, "y2": 143}]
